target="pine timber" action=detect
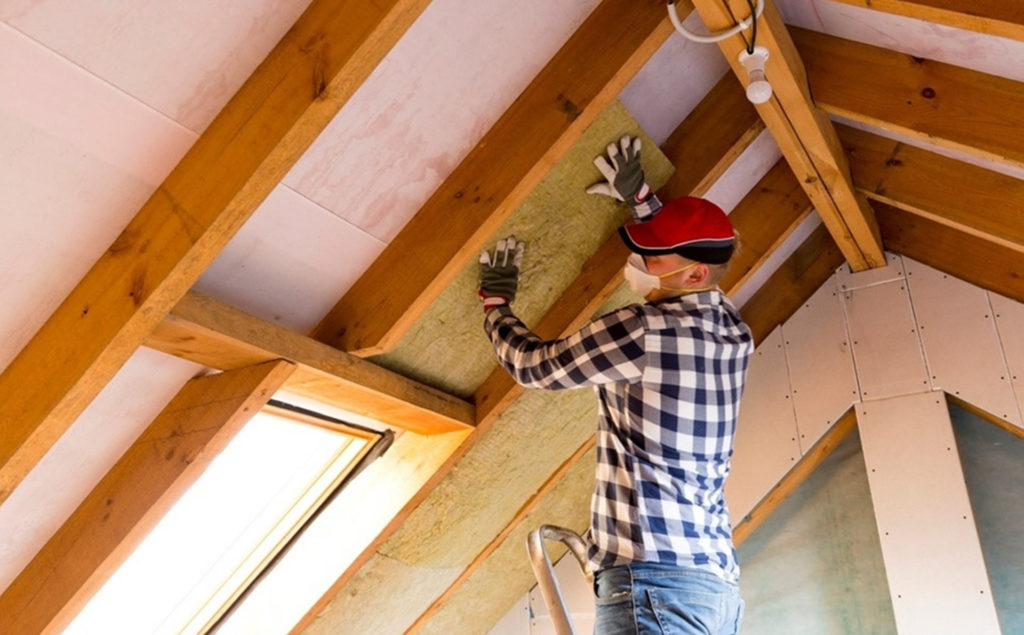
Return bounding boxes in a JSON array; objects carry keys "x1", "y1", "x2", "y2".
[
  {"x1": 734, "y1": 408, "x2": 857, "y2": 546},
  {"x1": 146, "y1": 292, "x2": 474, "y2": 435},
  {"x1": 740, "y1": 223, "x2": 846, "y2": 345},
  {"x1": 689, "y1": 0, "x2": 885, "y2": 271},
  {"x1": 719, "y1": 159, "x2": 814, "y2": 293},
  {"x1": 0, "y1": 0, "x2": 431, "y2": 505},
  {"x1": 838, "y1": 124, "x2": 1024, "y2": 255},
  {"x1": 0, "y1": 361, "x2": 294, "y2": 635},
  {"x1": 947, "y1": 395, "x2": 1024, "y2": 443},
  {"x1": 829, "y1": 0, "x2": 1024, "y2": 43},
  {"x1": 406, "y1": 436, "x2": 597, "y2": 634},
  {"x1": 793, "y1": 27, "x2": 1024, "y2": 170},
  {"x1": 873, "y1": 201, "x2": 1024, "y2": 304},
  {"x1": 310, "y1": 0, "x2": 679, "y2": 357},
  {"x1": 292, "y1": 69, "x2": 762, "y2": 633},
  {"x1": 474, "y1": 77, "x2": 762, "y2": 429}
]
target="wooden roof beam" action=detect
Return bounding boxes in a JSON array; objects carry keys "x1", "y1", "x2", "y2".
[
  {"x1": 689, "y1": 0, "x2": 885, "y2": 272},
  {"x1": 793, "y1": 27, "x2": 1024, "y2": 171},
  {"x1": 0, "y1": 0, "x2": 432, "y2": 505},
  {"x1": 839, "y1": 124, "x2": 1024, "y2": 256},
  {"x1": 0, "y1": 361, "x2": 294, "y2": 634},
  {"x1": 829, "y1": 0, "x2": 1024, "y2": 43},
  {"x1": 311, "y1": 0, "x2": 679, "y2": 357},
  {"x1": 145, "y1": 292, "x2": 474, "y2": 435}
]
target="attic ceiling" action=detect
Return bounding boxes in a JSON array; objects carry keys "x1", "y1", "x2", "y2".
[{"x1": 2, "y1": 0, "x2": 1023, "y2": 633}]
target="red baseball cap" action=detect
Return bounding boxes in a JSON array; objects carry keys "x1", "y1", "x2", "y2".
[{"x1": 618, "y1": 196, "x2": 735, "y2": 264}]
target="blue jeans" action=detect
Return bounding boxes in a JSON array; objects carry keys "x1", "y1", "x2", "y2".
[{"x1": 594, "y1": 563, "x2": 744, "y2": 634}]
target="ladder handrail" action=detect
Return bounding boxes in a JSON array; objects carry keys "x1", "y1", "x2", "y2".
[{"x1": 526, "y1": 525, "x2": 591, "y2": 635}]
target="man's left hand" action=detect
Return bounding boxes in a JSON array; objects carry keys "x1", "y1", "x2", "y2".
[{"x1": 479, "y1": 236, "x2": 525, "y2": 311}]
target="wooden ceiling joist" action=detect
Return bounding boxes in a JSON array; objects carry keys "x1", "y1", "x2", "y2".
[
  {"x1": 793, "y1": 27, "x2": 1024, "y2": 170},
  {"x1": 830, "y1": 0, "x2": 1024, "y2": 43},
  {"x1": 146, "y1": 292, "x2": 474, "y2": 435},
  {"x1": 295, "y1": 72, "x2": 765, "y2": 630},
  {"x1": 839, "y1": 124, "x2": 1024, "y2": 255},
  {"x1": 689, "y1": 0, "x2": 885, "y2": 271},
  {"x1": 310, "y1": 0, "x2": 679, "y2": 357},
  {"x1": 873, "y1": 201, "x2": 1024, "y2": 305},
  {"x1": 0, "y1": 0, "x2": 431, "y2": 505},
  {"x1": 0, "y1": 361, "x2": 294, "y2": 635}
]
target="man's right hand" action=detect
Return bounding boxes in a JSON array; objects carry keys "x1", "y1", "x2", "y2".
[{"x1": 586, "y1": 135, "x2": 662, "y2": 220}]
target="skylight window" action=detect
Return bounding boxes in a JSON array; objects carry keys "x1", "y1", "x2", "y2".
[{"x1": 67, "y1": 405, "x2": 379, "y2": 635}]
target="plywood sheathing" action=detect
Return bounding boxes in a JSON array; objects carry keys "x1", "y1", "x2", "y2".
[
  {"x1": 370, "y1": 101, "x2": 672, "y2": 397},
  {"x1": 417, "y1": 448, "x2": 595, "y2": 635},
  {"x1": 308, "y1": 387, "x2": 598, "y2": 633}
]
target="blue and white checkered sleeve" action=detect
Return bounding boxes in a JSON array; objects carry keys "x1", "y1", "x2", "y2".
[{"x1": 483, "y1": 305, "x2": 647, "y2": 390}]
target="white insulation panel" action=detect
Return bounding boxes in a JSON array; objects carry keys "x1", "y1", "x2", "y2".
[
  {"x1": 782, "y1": 273, "x2": 858, "y2": 453},
  {"x1": 858, "y1": 393, "x2": 1000, "y2": 634},
  {"x1": 905, "y1": 259, "x2": 1021, "y2": 427},
  {"x1": 727, "y1": 328, "x2": 800, "y2": 522},
  {"x1": 836, "y1": 252, "x2": 904, "y2": 291},
  {"x1": 991, "y1": 292, "x2": 1024, "y2": 431},
  {"x1": 843, "y1": 280, "x2": 930, "y2": 401}
]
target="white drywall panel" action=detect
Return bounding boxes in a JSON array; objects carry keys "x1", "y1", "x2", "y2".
[
  {"x1": 488, "y1": 595, "x2": 530, "y2": 635},
  {"x1": 727, "y1": 328, "x2": 800, "y2": 521},
  {"x1": 782, "y1": 273, "x2": 858, "y2": 453},
  {"x1": 836, "y1": 252, "x2": 904, "y2": 291},
  {"x1": 529, "y1": 553, "x2": 594, "y2": 635},
  {"x1": 858, "y1": 392, "x2": 1000, "y2": 634},
  {"x1": 843, "y1": 280, "x2": 930, "y2": 401},
  {"x1": 905, "y1": 259, "x2": 1021, "y2": 427},
  {"x1": 991, "y1": 293, "x2": 1024, "y2": 431}
]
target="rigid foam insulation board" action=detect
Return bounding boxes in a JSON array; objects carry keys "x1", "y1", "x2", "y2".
[
  {"x1": 952, "y1": 404, "x2": 1024, "y2": 632},
  {"x1": 991, "y1": 292, "x2": 1024, "y2": 430},
  {"x1": 842, "y1": 277, "x2": 931, "y2": 401},
  {"x1": 418, "y1": 447, "x2": 595, "y2": 635},
  {"x1": 904, "y1": 258, "x2": 1021, "y2": 427},
  {"x1": 727, "y1": 327, "x2": 801, "y2": 522},
  {"x1": 306, "y1": 386, "x2": 598, "y2": 634},
  {"x1": 782, "y1": 272, "x2": 859, "y2": 453},
  {"x1": 738, "y1": 431, "x2": 896, "y2": 633},
  {"x1": 371, "y1": 100, "x2": 673, "y2": 398},
  {"x1": 858, "y1": 392, "x2": 1000, "y2": 634}
]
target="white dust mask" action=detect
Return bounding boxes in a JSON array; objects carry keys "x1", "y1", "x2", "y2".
[{"x1": 623, "y1": 254, "x2": 703, "y2": 295}]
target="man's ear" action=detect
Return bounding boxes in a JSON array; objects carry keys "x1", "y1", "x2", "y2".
[{"x1": 686, "y1": 263, "x2": 710, "y2": 284}]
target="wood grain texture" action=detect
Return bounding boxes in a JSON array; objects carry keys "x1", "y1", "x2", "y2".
[
  {"x1": 794, "y1": 26, "x2": 1024, "y2": 170},
  {"x1": 829, "y1": 0, "x2": 1024, "y2": 42},
  {"x1": 0, "y1": 361, "x2": 294, "y2": 635},
  {"x1": 719, "y1": 159, "x2": 814, "y2": 293},
  {"x1": 146, "y1": 292, "x2": 474, "y2": 434},
  {"x1": 690, "y1": 0, "x2": 884, "y2": 271},
  {"x1": 740, "y1": 223, "x2": 846, "y2": 345},
  {"x1": 873, "y1": 201, "x2": 1024, "y2": 304},
  {"x1": 839, "y1": 124, "x2": 1024, "y2": 254},
  {"x1": 0, "y1": 0, "x2": 431, "y2": 505},
  {"x1": 733, "y1": 408, "x2": 857, "y2": 546},
  {"x1": 311, "y1": 0, "x2": 679, "y2": 356}
]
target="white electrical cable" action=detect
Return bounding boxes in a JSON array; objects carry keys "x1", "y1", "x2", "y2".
[{"x1": 667, "y1": 0, "x2": 764, "y2": 44}]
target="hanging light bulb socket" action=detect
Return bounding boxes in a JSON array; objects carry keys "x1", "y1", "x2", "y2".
[{"x1": 738, "y1": 45, "x2": 772, "y2": 104}]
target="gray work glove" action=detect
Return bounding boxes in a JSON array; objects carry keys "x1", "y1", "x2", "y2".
[
  {"x1": 479, "y1": 236, "x2": 525, "y2": 312},
  {"x1": 586, "y1": 135, "x2": 663, "y2": 220}
]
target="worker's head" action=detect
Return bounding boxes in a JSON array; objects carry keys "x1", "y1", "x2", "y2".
[{"x1": 618, "y1": 196, "x2": 735, "y2": 301}]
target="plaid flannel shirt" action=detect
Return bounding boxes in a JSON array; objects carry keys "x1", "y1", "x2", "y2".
[{"x1": 484, "y1": 291, "x2": 753, "y2": 582}]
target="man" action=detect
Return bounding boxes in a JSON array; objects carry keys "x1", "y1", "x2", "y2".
[{"x1": 478, "y1": 136, "x2": 753, "y2": 634}]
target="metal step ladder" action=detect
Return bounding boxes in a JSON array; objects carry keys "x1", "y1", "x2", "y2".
[{"x1": 526, "y1": 525, "x2": 592, "y2": 635}]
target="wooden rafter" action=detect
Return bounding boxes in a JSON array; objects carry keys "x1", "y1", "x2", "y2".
[
  {"x1": 874, "y1": 201, "x2": 1024, "y2": 304},
  {"x1": 793, "y1": 27, "x2": 1024, "y2": 170},
  {"x1": 293, "y1": 72, "x2": 763, "y2": 631},
  {"x1": 829, "y1": 0, "x2": 1024, "y2": 43},
  {"x1": 310, "y1": 0, "x2": 679, "y2": 357},
  {"x1": 0, "y1": 0, "x2": 431, "y2": 505},
  {"x1": 689, "y1": 0, "x2": 885, "y2": 271},
  {"x1": 740, "y1": 223, "x2": 845, "y2": 345},
  {"x1": 145, "y1": 292, "x2": 474, "y2": 435},
  {"x1": 0, "y1": 361, "x2": 294, "y2": 634},
  {"x1": 839, "y1": 124, "x2": 1024, "y2": 255}
]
